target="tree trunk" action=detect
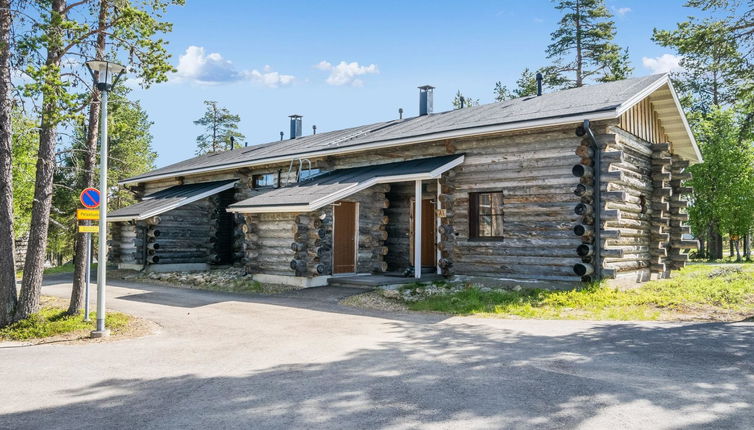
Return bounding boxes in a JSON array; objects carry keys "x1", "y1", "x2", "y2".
[
  {"x1": 729, "y1": 238, "x2": 734, "y2": 258},
  {"x1": 0, "y1": 0, "x2": 17, "y2": 327},
  {"x1": 15, "y1": 0, "x2": 66, "y2": 321},
  {"x1": 744, "y1": 233, "x2": 751, "y2": 261},
  {"x1": 711, "y1": 228, "x2": 723, "y2": 260},
  {"x1": 698, "y1": 235, "x2": 706, "y2": 260},
  {"x1": 707, "y1": 224, "x2": 724, "y2": 261},
  {"x1": 734, "y1": 239, "x2": 741, "y2": 262},
  {"x1": 69, "y1": 0, "x2": 106, "y2": 315}
]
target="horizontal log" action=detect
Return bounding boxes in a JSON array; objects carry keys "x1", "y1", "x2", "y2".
[
  {"x1": 572, "y1": 164, "x2": 593, "y2": 179},
  {"x1": 573, "y1": 263, "x2": 594, "y2": 276}
]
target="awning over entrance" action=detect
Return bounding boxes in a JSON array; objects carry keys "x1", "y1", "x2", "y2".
[
  {"x1": 228, "y1": 154, "x2": 464, "y2": 214},
  {"x1": 108, "y1": 179, "x2": 237, "y2": 222}
]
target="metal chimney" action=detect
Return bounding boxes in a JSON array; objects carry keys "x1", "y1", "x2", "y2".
[
  {"x1": 536, "y1": 72, "x2": 543, "y2": 96},
  {"x1": 289, "y1": 114, "x2": 302, "y2": 139},
  {"x1": 418, "y1": 85, "x2": 434, "y2": 116}
]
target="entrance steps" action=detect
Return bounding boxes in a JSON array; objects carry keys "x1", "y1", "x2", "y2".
[{"x1": 327, "y1": 272, "x2": 443, "y2": 288}]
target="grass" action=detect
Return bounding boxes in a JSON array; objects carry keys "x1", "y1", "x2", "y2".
[
  {"x1": 406, "y1": 264, "x2": 754, "y2": 321},
  {"x1": 42, "y1": 262, "x2": 98, "y2": 275},
  {"x1": 0, "y1": 299, "x2": 132, "y2": 341}
]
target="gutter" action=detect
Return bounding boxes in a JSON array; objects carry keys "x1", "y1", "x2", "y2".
[{"x1": 582, "y1": 119, "x2": 602, "y2": 281}]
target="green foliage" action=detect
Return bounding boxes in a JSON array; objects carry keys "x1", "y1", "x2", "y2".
[
  {"x1": 687, "y1": 108, "x2": 754, "y2": 238},
  {"x1": 451, "y1": 90, "x2": 479, "y2": 109},
  {"x1": 194, "y1": 100, "x2": 246, "y2": 154},
  {"x1": 107, "y1": 84, "x2": 158, "y2": 209},
  {"x1": 546, "y1": 0, "x2": 632, "y2": 87},
  {"x1": 0, "y1": 304, "x2": 131, "y2": 340},
  {"x1": 494, "y1": 68, "x2": 543, "y2": 101},
  {"x1": 406, "y1": 264, "x2": 754, "y2": 320},
  {"x1": 50, "y1": 83, "x2": 156, "y2": 262},
  {"x1": 43, "y1": 262, "x2": 97, "y2": 275},
  {"x1": 653, "y1": 20, "x2": 745, "y2": 111},
  {"x1": 10, "y1": 109, "x2": 38, "y2": 238}
]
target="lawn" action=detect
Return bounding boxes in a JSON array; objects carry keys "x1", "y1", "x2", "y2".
[
  {"x1": 0, "y1": 297, "x2": 132, "y2": 341},
  {"x1": 42, "y1": 262, "x2": 98, "y2": 275},
  {"x1": 404, "y1": 264, "x2": 754, "y2": 321}
]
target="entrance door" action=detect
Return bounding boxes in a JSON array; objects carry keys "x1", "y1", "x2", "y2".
[
  {"x1": 410, "y1": 198, "x2": 437, "y2": 268},
  {"x1": 333, "y1": 202, "x2": 357, "y2": 274},
  {"x1": 421, "y1": 199, "x2": 436, "y2": 267}
]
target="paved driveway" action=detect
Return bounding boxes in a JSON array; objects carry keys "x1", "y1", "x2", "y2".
[{"x1": 1, "y1": 277, "x2": 752, "y2": 429}]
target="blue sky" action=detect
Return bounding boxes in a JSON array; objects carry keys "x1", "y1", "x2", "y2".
[{"x1": 129, "y1": 0, "x2": 692, "y2": 167}]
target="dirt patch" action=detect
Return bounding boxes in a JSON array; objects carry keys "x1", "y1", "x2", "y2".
[{"x1": 340, "y1": 291, "x2": 409, "y2": 312}]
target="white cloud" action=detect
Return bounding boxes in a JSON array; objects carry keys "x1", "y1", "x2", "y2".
[
  {"x1": 615, "y1": 7, "x2": 631, "y2": 16},
  {"x1": 172, "y1": 46, "x2": 294, "y2": 87},
  {"x1": 315, "y1": 60, "x2": 379, "y2": 87},
  {"x1": 245, "y1": 65, "x2": 295, "y2": 88},
  {"x1": 642, "y1": 54, "x2": 684, "y2": 74}
]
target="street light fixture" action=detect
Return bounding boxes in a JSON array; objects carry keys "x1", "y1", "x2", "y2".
[{"x1": 85, "y1": 59, "x2": 126, "y2": 338}]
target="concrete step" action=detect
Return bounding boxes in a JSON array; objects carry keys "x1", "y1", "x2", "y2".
[{"x1": 327, "y1": 273, "x2": 443, "y2": 288}]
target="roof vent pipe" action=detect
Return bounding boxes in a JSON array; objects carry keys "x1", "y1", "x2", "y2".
[
  {"x1": 399, "y1": 108, "x2": 403, "y2": 119},
  {"x1": 289, "y1": 114, "x2": 302, "y2": 139},
  {"x1": 536, "y1": 72, "x2": 543, "y2": 96},
  {"x1": 230, "y1": 136, "x2": 235, "y2": 150},
  {"x1": 418, "y1": 85, "x2": 434, "y2": 116},
  {"x1": 280, "y1": 131, "x2": 284, "y2": 141},
  {"x1": 312, "y1": 124, "x2": 317, "y2": 135}
]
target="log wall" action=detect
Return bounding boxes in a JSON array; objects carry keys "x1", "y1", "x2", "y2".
[{"x1": 123, "y1": 117, "x2": 694, "y2": 285}]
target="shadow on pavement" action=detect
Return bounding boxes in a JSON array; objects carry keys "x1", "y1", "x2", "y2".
[{"x1": 2, "y1": 318, "x2": 752, "y2": 429}]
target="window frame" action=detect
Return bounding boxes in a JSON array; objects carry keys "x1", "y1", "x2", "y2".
[
  {"x1": 252, "y1": 173, "x2": 278, "y2": 189},
  {"x1": 469, "y1": 191, "x2": 505, "y2": 241}
]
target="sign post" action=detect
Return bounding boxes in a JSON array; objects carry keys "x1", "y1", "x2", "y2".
[{"x1": 78, "y1": 188, "x2": 100, "y2": 323}]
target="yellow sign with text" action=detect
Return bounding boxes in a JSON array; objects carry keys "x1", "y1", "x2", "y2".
[
  {"x1": 77, "y1": 209, "x2": 100, "y2": 220},
  {"x1": 78, "y1": 225, "x2": 99, "y2": 233}
]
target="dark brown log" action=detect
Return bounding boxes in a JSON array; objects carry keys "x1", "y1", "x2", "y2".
[
  {"x1": 574, "y1": 184, "x2": 593, "y2": 197},
  {"x1": 573, "y1": 263, "x2": 594, "y2": 276},
  {"x1": 572, "y1": 164, "x2": 593, "y2": 178},
  {"x1": 574, "y1": 203, "x2": 593, "y2": 216},
  {"x1": 573, "y1": 224, "x2": 593, "y2": 237},
  {"x1": 576, "y1": 244, "x2": 593, "y2": 257},
  {"x1": 575, "y1": 145, "x2": 593, "y2": 158}
]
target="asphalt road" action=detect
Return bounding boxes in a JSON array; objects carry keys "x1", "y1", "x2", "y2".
[{"x1": 1, "y1": 276, "x2": 752, "y2": 429}]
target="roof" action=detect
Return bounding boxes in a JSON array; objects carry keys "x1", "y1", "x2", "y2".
[
  {"x1": 108, "y1": 179, "x2": 237, "y2": 222},
  {"x1": 228, "y1": 154, "x2": 464, "y2": 213},
  {"x1": 123, "y1": 74, "x2": 700, "y2": 185}
]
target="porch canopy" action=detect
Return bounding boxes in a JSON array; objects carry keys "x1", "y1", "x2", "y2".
[
  {"x1": 227, "y1": 154, "x2": 464, "y2": 214},
  {"x1": 108, "y1": 179, "x2": 237, "y2": 222}
]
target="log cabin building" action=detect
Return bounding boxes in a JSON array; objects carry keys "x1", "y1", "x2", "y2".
[{"x1": 109, "y1": 73, "x2": 701, "y2": 288}]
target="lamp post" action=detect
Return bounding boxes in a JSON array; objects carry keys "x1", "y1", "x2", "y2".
[{"x1": 85, "y1": 60, "x2": 126, "y2": 338}]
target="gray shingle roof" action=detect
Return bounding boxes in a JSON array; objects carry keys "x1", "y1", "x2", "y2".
[
  {"x1": 108, "y1": 179, "x2": 237, "y2": 221},
  {"x1": 228, "y1": 154, "x2": 464, "y2": 212},
  {"x1": 124, "y1": 74, "x2": 670, "y2": 184}
]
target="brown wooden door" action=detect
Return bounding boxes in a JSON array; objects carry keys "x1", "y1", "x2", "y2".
[
  {"x1": 410, "y1": 198, "x2": 437, "y2": 268},
  {"x1": 421, "y1": 199, "x2": 436, "y2": 267},
  {"x1": 333, "y1": 202, "x2": 357, "y2": 274}
]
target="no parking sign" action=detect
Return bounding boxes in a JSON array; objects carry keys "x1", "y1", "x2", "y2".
[{"x1": 79, "y1": 188, "x2": 100, "y2": 209}]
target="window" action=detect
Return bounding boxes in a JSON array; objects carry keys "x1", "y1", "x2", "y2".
[
  {"x1": 299, "y1": 168, "x2": 322, "y2": 181},
  {"x1": 253, "y1": 173, "x2": 277, "y2": 189},
  {"x1": 469, "y1": 192, "x2": 504, "y2": 239}
]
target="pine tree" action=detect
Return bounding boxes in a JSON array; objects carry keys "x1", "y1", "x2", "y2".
[
  {"x1": 194, "y1": 101, "x2": 245, "y2": 154},
  {"x1": 451, "y1": 91, "x2": 479, "y2": 109},
  {"x1": 6, "y1": 0, "x2": 183, "y2": 323},
  {"x1": 546, "y1": 0, "x2": 632, "y2": 88}
]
